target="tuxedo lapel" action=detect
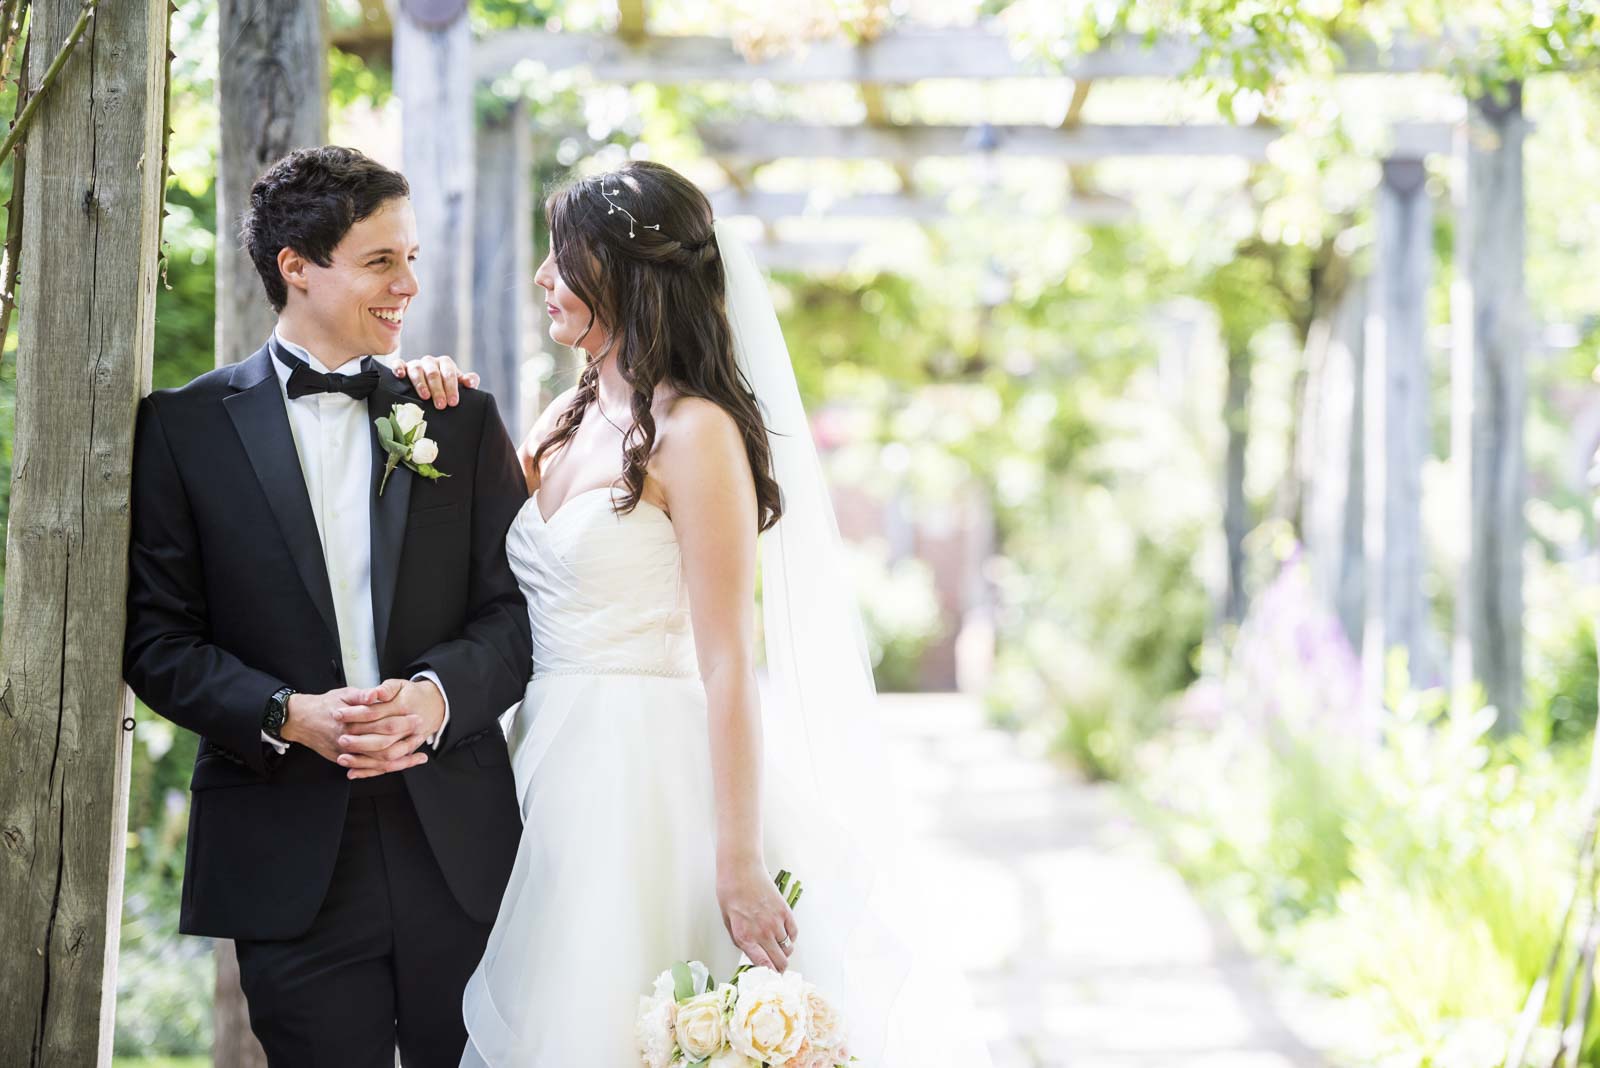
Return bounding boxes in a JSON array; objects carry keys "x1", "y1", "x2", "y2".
[
  {"x1": 223, "y1": 345, "x2": 341, "y2": 650},
  {"x1": 367, "y1": 378, "x2": 414, "y2": 670}
]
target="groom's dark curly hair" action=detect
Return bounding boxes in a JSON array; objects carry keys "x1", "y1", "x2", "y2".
[{"x1": 239, "y1": 145, "x2": 410, "y2": 313}]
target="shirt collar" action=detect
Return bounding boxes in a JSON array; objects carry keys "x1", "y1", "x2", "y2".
[{"x1": 271, "y1": 327, "x2": 390, "y2": 383}]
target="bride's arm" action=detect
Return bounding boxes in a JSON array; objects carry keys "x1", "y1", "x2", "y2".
[{"x1": 655, "y1": 397, "x2": 799, "y2": 973}]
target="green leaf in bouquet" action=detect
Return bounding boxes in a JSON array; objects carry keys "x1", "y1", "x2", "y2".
[
  {"x1": 375, "y1": 416, "x2": 397, "y2": 449},
  {"x1": 410, "y1": 463, "x2": 450, "y2": 480},
  {"x1": 671, "y1": 961, "x2": 695, "y2": 1002}
]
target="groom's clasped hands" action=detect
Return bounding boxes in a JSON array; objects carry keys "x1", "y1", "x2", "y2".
[{"x1": 280, "y1": 678, "x2": 447, "y2": 779}]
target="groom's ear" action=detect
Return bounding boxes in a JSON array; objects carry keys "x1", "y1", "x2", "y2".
[{"x1": 276, "y1": 246, "x2": 310, "y2": 297}]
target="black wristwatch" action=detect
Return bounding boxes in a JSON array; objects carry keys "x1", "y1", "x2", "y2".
[{"x1": 263, "y1": 686, "x2": 296, "y2": 743}]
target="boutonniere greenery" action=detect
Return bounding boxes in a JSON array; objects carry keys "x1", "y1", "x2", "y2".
[{"x1": 375, "y1": 402, "x2": 449, "y2": 496}]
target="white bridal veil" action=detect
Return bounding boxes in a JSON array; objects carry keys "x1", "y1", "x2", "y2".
[{"x1": 714, "y1": 218, "x2": 994, "y2": 1067}]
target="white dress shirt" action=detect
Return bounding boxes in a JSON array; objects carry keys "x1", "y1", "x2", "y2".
[{"x1": 262, "y1": 328, "x2": 449, "y2": 753}]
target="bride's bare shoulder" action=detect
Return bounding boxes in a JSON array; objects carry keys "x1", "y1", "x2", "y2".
[
  {"x1": 654, "y1": 395, "x2": 746, "y2": 477},
  {"x1": 518, "y1": 385, "x2": 582, "y2": 487}
]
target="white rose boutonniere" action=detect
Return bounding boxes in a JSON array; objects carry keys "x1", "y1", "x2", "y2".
[{"x1": 375, "y1": 401, "x2": 449, "y2": 495}]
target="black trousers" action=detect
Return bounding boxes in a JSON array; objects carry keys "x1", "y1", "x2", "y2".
[{"x1": 235, "y1": 786, "x2": 492, "y2": 1068}]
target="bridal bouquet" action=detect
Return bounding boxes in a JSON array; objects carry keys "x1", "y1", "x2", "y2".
[{"x1": 637, "y1": 871, "x2": 853, "y2": 1068}]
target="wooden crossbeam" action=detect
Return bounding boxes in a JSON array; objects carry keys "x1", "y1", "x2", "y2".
[
  {"x1": 474, "y1": 27, "x2": 1457, "y2": 84},
  {"x1": 696, "y1": 121, "x2": 1281, "y2": 161},
  {"x1": 709, "y1": 189, "x2": 1133, "y2": 223},
  {"x1": 746, "y1": 240, "x2": 863, "y2": 272}
]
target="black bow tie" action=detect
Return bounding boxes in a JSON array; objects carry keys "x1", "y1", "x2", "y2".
[{"x1": 272, "y1": 341, "x2": 381, "y2": 401}]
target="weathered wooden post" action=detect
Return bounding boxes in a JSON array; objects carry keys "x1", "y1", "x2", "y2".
[
  {"x1": 1451, "y1": 83, "x2": 1528, "y2": 728},
  {"x1": 1364, "y1": 155, "x2": 1433, "y2": 697},
  {"x1": 1302, "y1": 276, "x2": 1367, "y2": 648},
  {"x1": 395, "y1": 0, "x2": 473, "y2": 364},
  {"x1": 0, "y1": 1, "x2": 171, "y2": 1063},
  {"x1": 1222, "y1": 340, "x2": 1251, "y2": 625},
  {"x1": 216, "y1": 0, "x2": 328, "y2": 361},
  {"x1": 214, "y1": 2, "x2": 328, "y2": 1063},
  {"x1": 472, "y1": 98, "x2": 534, "y2": 437}
]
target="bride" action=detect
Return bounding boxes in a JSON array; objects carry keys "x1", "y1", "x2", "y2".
[{"x1": 396, "y1": 160, "x2": 991, "y2": 1067}]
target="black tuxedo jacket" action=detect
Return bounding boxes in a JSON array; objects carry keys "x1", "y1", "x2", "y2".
[{"x1": 123, "y1": 341, "x2": 532, "y2": 940}]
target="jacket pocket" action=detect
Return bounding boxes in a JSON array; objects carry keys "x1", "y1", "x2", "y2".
[{"x1": 409, "y1": 502, "x2": 462, "y2": 529}]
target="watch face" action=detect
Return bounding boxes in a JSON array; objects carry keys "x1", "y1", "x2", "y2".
[{"x1": 264, "y1": 689, "x2": 291, "y2": 737}]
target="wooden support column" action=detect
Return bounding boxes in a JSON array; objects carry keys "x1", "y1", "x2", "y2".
[
  {"x1": 472, "y1": 99, "x2": 535, "y2": 438},
  {"x1": 1222, "y1": 341, "x2": 1252, "y2": 625},
  {"x1": 395, "y1": 0, "x2": 474, "y2": 364},
  {"x1": 216, "y1": 0, "x2": 328, "y2": 361},
  {"x1": 0, "y1": 1, "x2": 170, "y2": 1063},
  {"x1": 1302, "y1": 277, "x2": 1367, "y2": 649},
  {"x1": 1364, "y1": 156, "x2": 1433, "y2": 696},
  {"x1": 1451, "y1": 83, "x2": 1528, "y2": 727},
  {"x1": 214, "y1": 4, "x2": 328, "y2": 1061}
]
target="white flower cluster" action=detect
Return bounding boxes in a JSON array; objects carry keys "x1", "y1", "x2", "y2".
[
  {"x1": 375, "y1": 401, "x2": 448, "y2": 495},
  {"x1": 637, "y1": 963, "x2": 850, "y2": 1068}
]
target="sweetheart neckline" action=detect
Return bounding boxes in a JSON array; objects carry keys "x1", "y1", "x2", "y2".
[{"x1": 530, "y1": 485, "x2": 669, "y2": 527}]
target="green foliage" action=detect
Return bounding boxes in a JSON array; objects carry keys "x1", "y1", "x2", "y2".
[
  {"x1": 1009, "y1": 0, "x2": 1600, "y2": 118},
  {"x1": 1137, "y1": 553, "x2": 1600, "y2": 1065},
  {"x1": 845, "y1": 540, "x2": 945, "y2": 692},
  {"x1": 117, "y1": 710, "x2": 211, "y2": 1056}
]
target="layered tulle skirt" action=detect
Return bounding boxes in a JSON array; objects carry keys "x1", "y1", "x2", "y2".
[{"x1": 460, "y1": 670, "x2": 990, "y2": 1067}]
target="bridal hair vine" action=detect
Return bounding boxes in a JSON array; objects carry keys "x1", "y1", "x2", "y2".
[{"x1": 599, "y1": 184, "x2": 660, "y2": 239}]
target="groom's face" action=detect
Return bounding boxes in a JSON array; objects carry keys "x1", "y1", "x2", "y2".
[{"x1": 288, "y1": 196, "x2": 420, "y2": 358}]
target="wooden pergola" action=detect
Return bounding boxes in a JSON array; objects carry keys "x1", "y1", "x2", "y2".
[{"x1": 0, "y1": 1, "x2": 1544, "y2": 1063}]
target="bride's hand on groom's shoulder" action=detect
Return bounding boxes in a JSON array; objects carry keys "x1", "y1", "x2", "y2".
[
  {"x1": 331, "y1": 678, "x2": 445, "y2": 779},
  {"x1": 391, "y1": 353, "x2": 479, "y2": 410},
  {"x1": 717, "y1": 860, "x2": 800, "y2": 974}
]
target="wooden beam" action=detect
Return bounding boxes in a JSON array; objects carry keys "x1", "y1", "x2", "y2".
[
  {"x1": 1452, "y1": 83, "x2": 1528, "y2": 729},
  {"x1": 214, "y1": 1, "x2": 329, "y2": 1060},
  {"x1": 217, "y1": 0, "x2": 329, "y2": 362},
  {"x1": 396, "y1": 0, "x2": 475, "y2": 363},
  {"x1": 1301, "y1": 277, "x2": 1368, "y2": 649},
  {"x1": 1363, "y1": 156, "x2": 1434, "y2": 699},
  {"x1": 747, "y1": 241, "x2": 862, "y2": 272},
  {"x1": 473, "y1": 100, "x2": 536, "y2": 438},
  {"x1": 473, "y1": 27, "x2": 1467, "y2": 84},
  {"x1": 697, "y1": 121, "x2": 1281, "y2": 162},
  {"x1": 708, "y1": 189, "x2": 1133, "y2": 223},
  {"x1": 0, "y1": 0, "x2": 169, "y2": 1062}
]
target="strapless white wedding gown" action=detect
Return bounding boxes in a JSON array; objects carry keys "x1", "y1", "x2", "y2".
[{"x1": 460, "y1": 486, "x2": 992, "y2": 1067}]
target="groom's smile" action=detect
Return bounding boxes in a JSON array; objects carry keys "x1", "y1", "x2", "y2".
[{"x1": 276, "y1": 195, "x2": 421, "y2": 367}]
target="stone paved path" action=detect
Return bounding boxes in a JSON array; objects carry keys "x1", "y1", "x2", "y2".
[{"x1": 879, "y1": 693, "x2": 1354, "y2": 1068}]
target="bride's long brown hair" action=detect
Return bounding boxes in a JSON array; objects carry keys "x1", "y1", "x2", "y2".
[{"x1": 530, "y1": 160, "x2": 782, "y2": 533}]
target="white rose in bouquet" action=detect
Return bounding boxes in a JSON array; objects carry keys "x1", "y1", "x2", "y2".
[
  {"x1": 788, "y1": 1038, "x2": 842, "y2": 1068},
  {"x1": 676, "y1": 990, "x2": 729, "y2": 1061},
  {"x1": 802, "y1": 983, "x2": 845, "y2": 1052},
  {"x1": 729, "y1": 967, "x2": 810, "y2": 1066},
  {"x1": 392, "y1": 402, "x2": 426, "y2": 434},
  {"x1": 636, "y1": 991, "x2": 677, "y2": 1068}
]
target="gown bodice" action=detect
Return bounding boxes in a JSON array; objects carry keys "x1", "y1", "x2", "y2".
[{"x1": 506, "y1": 486, "x2": 697, "y2": 679}]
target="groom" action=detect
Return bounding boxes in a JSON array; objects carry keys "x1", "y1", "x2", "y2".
[{"x1": 123, "y1": 146, "x2": 530, "y2": 1066}]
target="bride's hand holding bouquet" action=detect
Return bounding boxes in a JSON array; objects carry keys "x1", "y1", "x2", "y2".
[{"x1": 718, "y1": 854, "x2": 800, "y2": 973}]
